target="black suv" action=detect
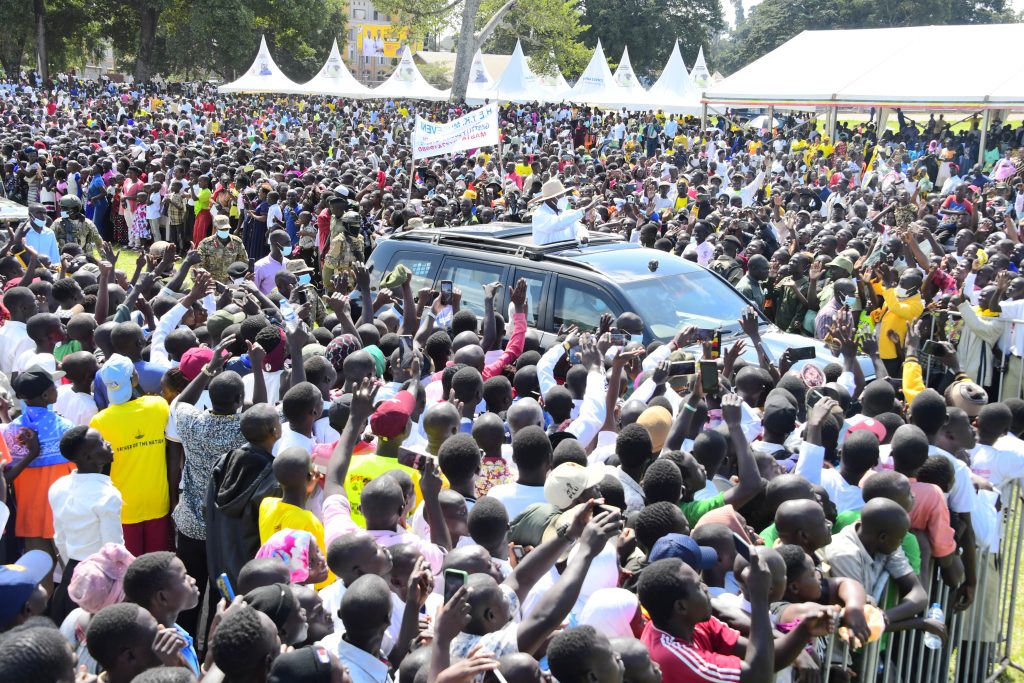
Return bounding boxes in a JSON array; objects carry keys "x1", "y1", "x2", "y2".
[{"x1": 365, "y1": 223, "x2": 869, "y2": 375}]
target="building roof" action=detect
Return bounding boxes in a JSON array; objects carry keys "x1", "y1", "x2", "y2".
[{"x1": 414, "y1": 51, "x2": 513, "y2": 80}]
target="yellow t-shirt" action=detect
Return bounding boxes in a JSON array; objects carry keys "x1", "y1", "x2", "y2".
[
  {"x1": 343, "y1": 454, "x2": 421, "y2": 528},
  {"x1": 258, "y1": 498, "x2": 335, "y2": 589},
  {"x1": 90, "y1": 396, "x2": 170, "y2": 525}
]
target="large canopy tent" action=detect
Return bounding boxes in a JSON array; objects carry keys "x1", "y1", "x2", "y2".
[
  {"x1": 565, "y1": 40, "x2": 617, "y2": 105},
  {"x1": 218, "y1": 36, "x2": 303, "y2": 94},
  {"x1": 371, "y1": 46, "x2": 450, "y2": 101},
  {"x1": 702, "y1": 24, "x2": 1024, "y2": 162},
  {"x1": 298, "y1": 39, "x2": 372, "y2": 98},
  {"x1": 645, "y1": 40, "x2": 702, "y2": 115},
  {"x1": 689, "y1": 46, "x2": 711, "y2": 89},
  {"x1": 465, "y1": 49, "x2": 499, "y2": 105}
]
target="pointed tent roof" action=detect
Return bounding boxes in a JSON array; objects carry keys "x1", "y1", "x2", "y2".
[
  {"x1": 646, "y1": 40, "x2": 702, "y2": 114},
  {"x1": 298, "y1": 39, "x2": 372, "y2": 98},
  {"x1": 605, "y1": 46, "x2": 651, "y2": 109},
  {"x1": 491, "y1": 40, "x2": 542, "y2": 103},
  {"x1": 371, "y1": 46, "x2": 450, "y2": 101},
  {"x1": 566, "y1": 40, "x2": 616, "y2": 104},
  {"x1": 218, "y1": 36, "x2": 303, "y2": 94},
  {"x1": 690, "y1": 45, "x2": 712, "y2": 89},
  {"x1": 537, "y1": 67, "x2": 571, "y2": 102},
  {"x1": 465, "y1": 49, "x2": 499, "y2": 105}
]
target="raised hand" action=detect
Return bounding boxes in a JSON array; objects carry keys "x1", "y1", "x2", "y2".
[
  {"x1": 349, "y1": 377, "x2": 380, "y2": 428},
  {"x1": 246, "y1": 340, "x2": 266, "y2": 370}
]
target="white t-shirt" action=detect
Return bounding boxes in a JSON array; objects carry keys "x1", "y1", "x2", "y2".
[
  {"x1": 146, "y1": 191, "x2": 162, "y2": 220},
  {"x1": 55, "y1": 385, "x2": 98, "y2": 426},
  {"x1": 486, "y1": 482, "x2": 548, "y2": 520}
]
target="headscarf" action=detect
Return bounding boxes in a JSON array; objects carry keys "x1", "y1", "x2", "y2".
[
  {"x1": 68, "y1": 543, "x2": 136, "y2": 614},
  {"x1": 579, "y1": 588, "x2": 639, "y2": 639},
  {"x1": 325, "y1": 334, "x2": 359, "y2": 374},
  {"x1": 256, "y1": 529, "x2": 314, "y2": 583}
]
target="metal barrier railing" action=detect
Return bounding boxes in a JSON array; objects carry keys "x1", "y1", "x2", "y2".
[{"x1": 818, "y1": 481, "x2": 1024, "y2": 683}]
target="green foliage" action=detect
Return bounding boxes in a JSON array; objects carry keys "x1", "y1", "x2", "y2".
[
  {"x1": 579, "y1": 0, "x2": 724, "y2": 79},
  {"x1": 418, "y1": 61, "x2": 453, "y2": 89},
  {"x1": 716, "y1": 0, "x2": 1016, "y2": 75},
  {"x1": 480, "y1": 0, "x2": 590, "y2": 79},
  {"x1": 0, "y1": 0, "x2": 106, "y2": 78}
]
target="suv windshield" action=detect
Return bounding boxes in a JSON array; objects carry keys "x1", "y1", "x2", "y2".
[{"x1": 619, "y1": 271, "x2": 760, "y2": 340}]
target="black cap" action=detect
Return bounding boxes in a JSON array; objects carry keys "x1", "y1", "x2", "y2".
[
  {"x1": 11, "y1": 365, "x2": 64, "y2": 399},
  {"x1": 267, "y1": 645, "x2": 333, "y2": 683},
  {"x1": 227, "y1": 262, "x2": 249, "y2": 279}
]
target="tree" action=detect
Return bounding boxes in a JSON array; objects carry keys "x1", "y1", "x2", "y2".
[
  {"x1": 716, "y1": 0, "x2": 1015, "y2": 75},
  {"x1": 481, "y1": 0, "x2": 590, "y2": 79},
  {"x1": 374, "y1": 0, "x2": 519, "y2": 100},
  {"x1": 0, "y1": 0, "x2": 33, "y2": 78},
  {"x1": 581, "y1": 0, "x2": 724, "y2": 79}
]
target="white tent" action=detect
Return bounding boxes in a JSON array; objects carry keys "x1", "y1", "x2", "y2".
[
  {"x1": 465, "y1": 49, "x2": 499, "y2": 105},
  {"x1": 604, "y1": 47, "x2": 652, "y2": 109},
  {"x1": 703, "y1": 25, "x2": 1024, "y2": 109},
  {"x1": 371, "y1": 46, "x2": 450, "y2": 101},
  {"x1": 298, "y1": 39, "x2": 372, "y2": 98},
  {"x1": 689, "y1": 45, "x2": 711, "y2": 89},
  {"x1": 218, "y1": 36, "x2": 303, "y2": 94},
  {"x1": 566, "y1": 40, "x2": 616, "y2": 105},
  {"x1": 645, "y1": 40, "x2": 702, "y2": 115},
  {"x1": 491, "y1": 40, "x2": 543, "y2": 103}
]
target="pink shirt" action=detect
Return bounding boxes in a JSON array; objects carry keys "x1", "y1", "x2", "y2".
[
  {"x1": 322, "y1": 493, "x2": 446, "y2": 574},
  {"x1": 909, "y1": 479, "x2": 957, "y2": 558}
]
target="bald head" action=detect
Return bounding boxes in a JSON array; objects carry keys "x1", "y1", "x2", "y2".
[{"x1": 507, "y1": 397, "x2": 543, "y2": 434}]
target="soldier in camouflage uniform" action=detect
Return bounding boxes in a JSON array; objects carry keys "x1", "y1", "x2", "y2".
[
  {"x1": 323, "y1": 211, "x2": 366, "y2": 293},
  {"x1": 198, "y1": 214, "x2": 247, "y2": 282},
  {"x1": 52, "y1": 195, "x2": 104, "y2": 258}
]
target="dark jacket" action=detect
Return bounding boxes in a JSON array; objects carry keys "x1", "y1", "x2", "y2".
[{"x1": 205, "y1": 444, "x2": 280, "y2": 584}]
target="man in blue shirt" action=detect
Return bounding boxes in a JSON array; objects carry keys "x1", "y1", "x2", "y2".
[{"x1": 24, "y1": 204, "x2": 60, "y2": 265}]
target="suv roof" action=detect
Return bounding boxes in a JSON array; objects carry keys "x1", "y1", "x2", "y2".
[{"x1": 388, "y1": 223, "x2": 706, "y2": 282}]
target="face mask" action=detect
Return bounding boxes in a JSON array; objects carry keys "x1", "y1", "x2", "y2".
[
  {"x1": 60, "y1": 211, "x2": 69, "y2": 219},
  {"x1": 232, "y1": 277, "x2": 246, "y2": 285},
  {"x1": 556, "y1": 196, "x2": 569, "y2": 211},
  {"x1": 281, "y1": 245, "x2": 293, "y2": 257},
  {"x1": 845, "y1": 295, "x2": 857, "y2": 308},
  {"x1": 32, "y1": 217, "x2": 45, "y2": 228},
  {"x1": 217, "y1": 229, "x2": 230, "y2": 239},
  {"x1": 297, "y1": 274, "x2": 312, "y2": 285},
  {"x1": 895, "y1": 286, "x2": 916, "y2": 299}
]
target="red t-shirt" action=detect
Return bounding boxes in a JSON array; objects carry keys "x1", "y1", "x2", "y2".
[{"x1": 641, "y1": 619, "x2": 742, "y2": 683}]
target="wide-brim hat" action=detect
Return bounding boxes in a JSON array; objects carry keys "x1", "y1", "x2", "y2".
[{"x1": 530, "y1": 177, "x2": 572, "y2": 204}]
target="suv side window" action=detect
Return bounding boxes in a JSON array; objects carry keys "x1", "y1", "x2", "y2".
[
  {"x1": 438, "y1": 258, "x2": 508, "y2": 317},
  {"x1": 382, "y1": 251, "x2": 440, "y2": 294},
  {"x1": 552, "y1": 277, "x2": 619, "y2": 331}
]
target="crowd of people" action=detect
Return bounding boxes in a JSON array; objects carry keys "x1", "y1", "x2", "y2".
[{"x1": 0, "y1": 72, "x2": 1021, "y2": 683}]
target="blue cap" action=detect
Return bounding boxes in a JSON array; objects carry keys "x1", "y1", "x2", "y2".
[
  {"x1": 99, "y1": 354, "x2": 136, "y2": 405},
  {"x1": 648, "y1": 533, "x2": 718, "y2": 571},
  {"x1": 0, "y1": 550, "x2": 53, "y2": 628}
]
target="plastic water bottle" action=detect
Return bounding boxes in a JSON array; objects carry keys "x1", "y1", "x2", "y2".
[
  {"x1": 923, "y1": 603, "x2": 944, "y2": 649},
  {"x1": 280, "y1": 299, "x2": 298, "y2": 333}
]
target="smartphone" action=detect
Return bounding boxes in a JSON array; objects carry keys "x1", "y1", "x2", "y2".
[
  {"x1": 788, "y1": 346, "x2": 817, "y2": 362},
  {"x1": 568, "y1": 345, "x2": 582, "y2": 364},
  {"x1": 511, "y1": 545, "x2": 527, "y2": 562},
  {"x1": 700, "y1": 360, "x2": 719, "y2": 394},
  {"x1": 670, "y1": 360, "x2": 696, "y2": 375},
  {"x1": 923, "y1": 339, "x2": 948, "y2": 357},
  {"x1": 443, "y1": 568, "x2": 468, "y2": 604},
  {"x1": 693, "y1": 328, "x2": 719, "y2": 342},
  {"x1": 440, "y1": 280, "x2": 453, "y2": 305},
  {"x1": 733, "y1": 532, "x2": 752, "y2": 562},
  {"x1": 608, "y1": 332, "x2": 627, "y2": 346},
  {"x1": 216, "y1": 573, "x2": 235, "y2": 601},
  {"x1": 295, "y1": 286, "x2": 308, "y2": 305},
  {"x1": 596, "y1": 504, "x2": 619, "y2": 516},
  {"x1": 399, "y1": 335, "x2": 415, "y2": 368},
  {"x1": 397, "y1": 447, "x2": 424, "y2": 470}
]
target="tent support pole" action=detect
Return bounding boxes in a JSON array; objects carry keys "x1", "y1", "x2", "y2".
[
  {"x1": 701, "y1": 103, "x2": 708, "y2": 130},
  {"x1": 828, "y1": 106, "x2": 837, "y2": 140},
  {"x1": 979, "y1": 109, "x2": 991, "y2": 167},
  {"x1": 767, "y1": 105, "x2": 775, "y2": 133}
]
